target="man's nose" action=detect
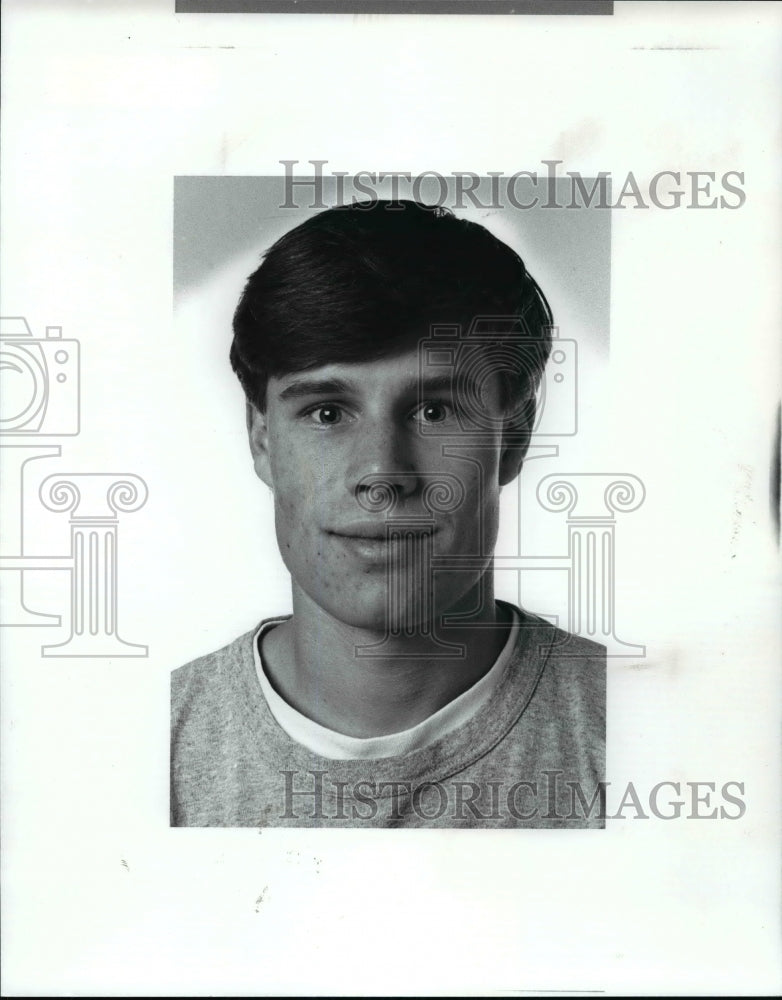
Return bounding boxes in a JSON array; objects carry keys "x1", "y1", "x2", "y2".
[{"x1": 345, "y1": 419, "x2": 419, "y2": 503}]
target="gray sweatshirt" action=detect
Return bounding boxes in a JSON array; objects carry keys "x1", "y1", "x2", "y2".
[{"x1": 171, "y1": 606, "x2": 606, "y2": 829}]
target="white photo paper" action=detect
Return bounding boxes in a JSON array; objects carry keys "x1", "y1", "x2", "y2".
[{"x1": 1, "y1": 1, "x2": 780, "y2": 994}]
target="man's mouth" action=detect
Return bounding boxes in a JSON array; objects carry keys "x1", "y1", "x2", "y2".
[
  {"x1": 328, "y1": 522, "x2": 436, "y2": 562},
  {"x1": 329, "y1": 521, "x2": 395, "y2": 540}
]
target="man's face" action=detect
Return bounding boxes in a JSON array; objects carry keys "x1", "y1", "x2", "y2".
[{"x1": 248, "y1": 346, "x2": 525, "y2": 633}]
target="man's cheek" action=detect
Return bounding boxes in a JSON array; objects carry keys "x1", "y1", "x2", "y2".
[{"x1": 273, "y1": 487, "x2": 308, "y2": 556}]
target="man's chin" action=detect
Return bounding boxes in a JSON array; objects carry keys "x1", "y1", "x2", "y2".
[{"x1": 297, "y1": 571, "x2": 487, "y2": 635}]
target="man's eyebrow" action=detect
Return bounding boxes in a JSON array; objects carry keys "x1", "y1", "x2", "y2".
[
  {"x1": 418, "y1": 374, "x2": 458, "y2": 395},
  {"x1": 277, "y1": 377, "x2": 354, "y2": 401},
  {"x1": 276, "y1": 371, "x2": 491, "y2": 402},
  {"x1": 418, "y1": 372, "x2": 488, "y2": 398}
]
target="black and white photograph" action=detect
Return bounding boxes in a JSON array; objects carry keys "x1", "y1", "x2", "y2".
[
  {"x1": 2, "y1": 1, "x2": 780, "y2": 995},
  {"x1": 171, "y1": 175, "x2": 611, "y2": 828}
]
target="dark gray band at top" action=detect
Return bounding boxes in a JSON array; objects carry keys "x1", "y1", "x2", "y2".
[{"x1": 176, "y1": 1, "x2": 614, "y2": 14}]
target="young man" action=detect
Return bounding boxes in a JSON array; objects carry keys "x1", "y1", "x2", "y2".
[{"x1": 170, "y1": 201, "x2": 605, "y2": 828}]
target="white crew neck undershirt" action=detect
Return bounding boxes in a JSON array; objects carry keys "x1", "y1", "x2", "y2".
[{"x1": 253, "y1": 607, "x2": 520, "y2": 761}]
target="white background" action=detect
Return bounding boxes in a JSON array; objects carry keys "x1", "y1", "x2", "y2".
[{"x1": 2, "y1": 1, "x2": 781, "y2": 995}]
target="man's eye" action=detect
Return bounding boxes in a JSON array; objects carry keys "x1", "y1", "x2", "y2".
[
  {"x1": 416, "y1": 401, "x2": 450, "y2": 424},
  {"x1": 308, "y1": 404, "x2": 343, "y2": 425}
]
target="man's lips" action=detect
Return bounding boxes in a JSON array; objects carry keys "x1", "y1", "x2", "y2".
[
  {"x1": 328, "y1": 521, "x2": 437, "y2": 540},
  {"x1": 328, "y1": 521, "x2": 434, "y2": 569},
  {"x1": 327, "y1": 523, "x2": 438, "y2": 563}
]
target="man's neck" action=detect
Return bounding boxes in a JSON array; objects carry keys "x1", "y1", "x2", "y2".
[{"x1": 260, "y1": 578, "x2": 512, "y2": 738}]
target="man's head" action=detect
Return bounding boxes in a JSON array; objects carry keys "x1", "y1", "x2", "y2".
[
  {"x1": 231, "y1": 201, "x2": 553, "y2": 417},
  {"x1": 230, "y1": 201, "x2": 554, "y2": 632}
]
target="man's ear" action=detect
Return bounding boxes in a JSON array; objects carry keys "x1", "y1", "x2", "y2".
[
  {"x1": 498, "y1": 398, "x2": 534, "y2": 487},
  {"x1": 498, "y1": 440, "x2": 527, "y2": 487},
  {"x1": 246, "y1": 402, "x2": 274, "y2": 490}
]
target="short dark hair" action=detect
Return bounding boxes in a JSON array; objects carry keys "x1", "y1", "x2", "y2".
[{"x1": 230, "y1": 200, "x2": 553, "y2": 416}]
